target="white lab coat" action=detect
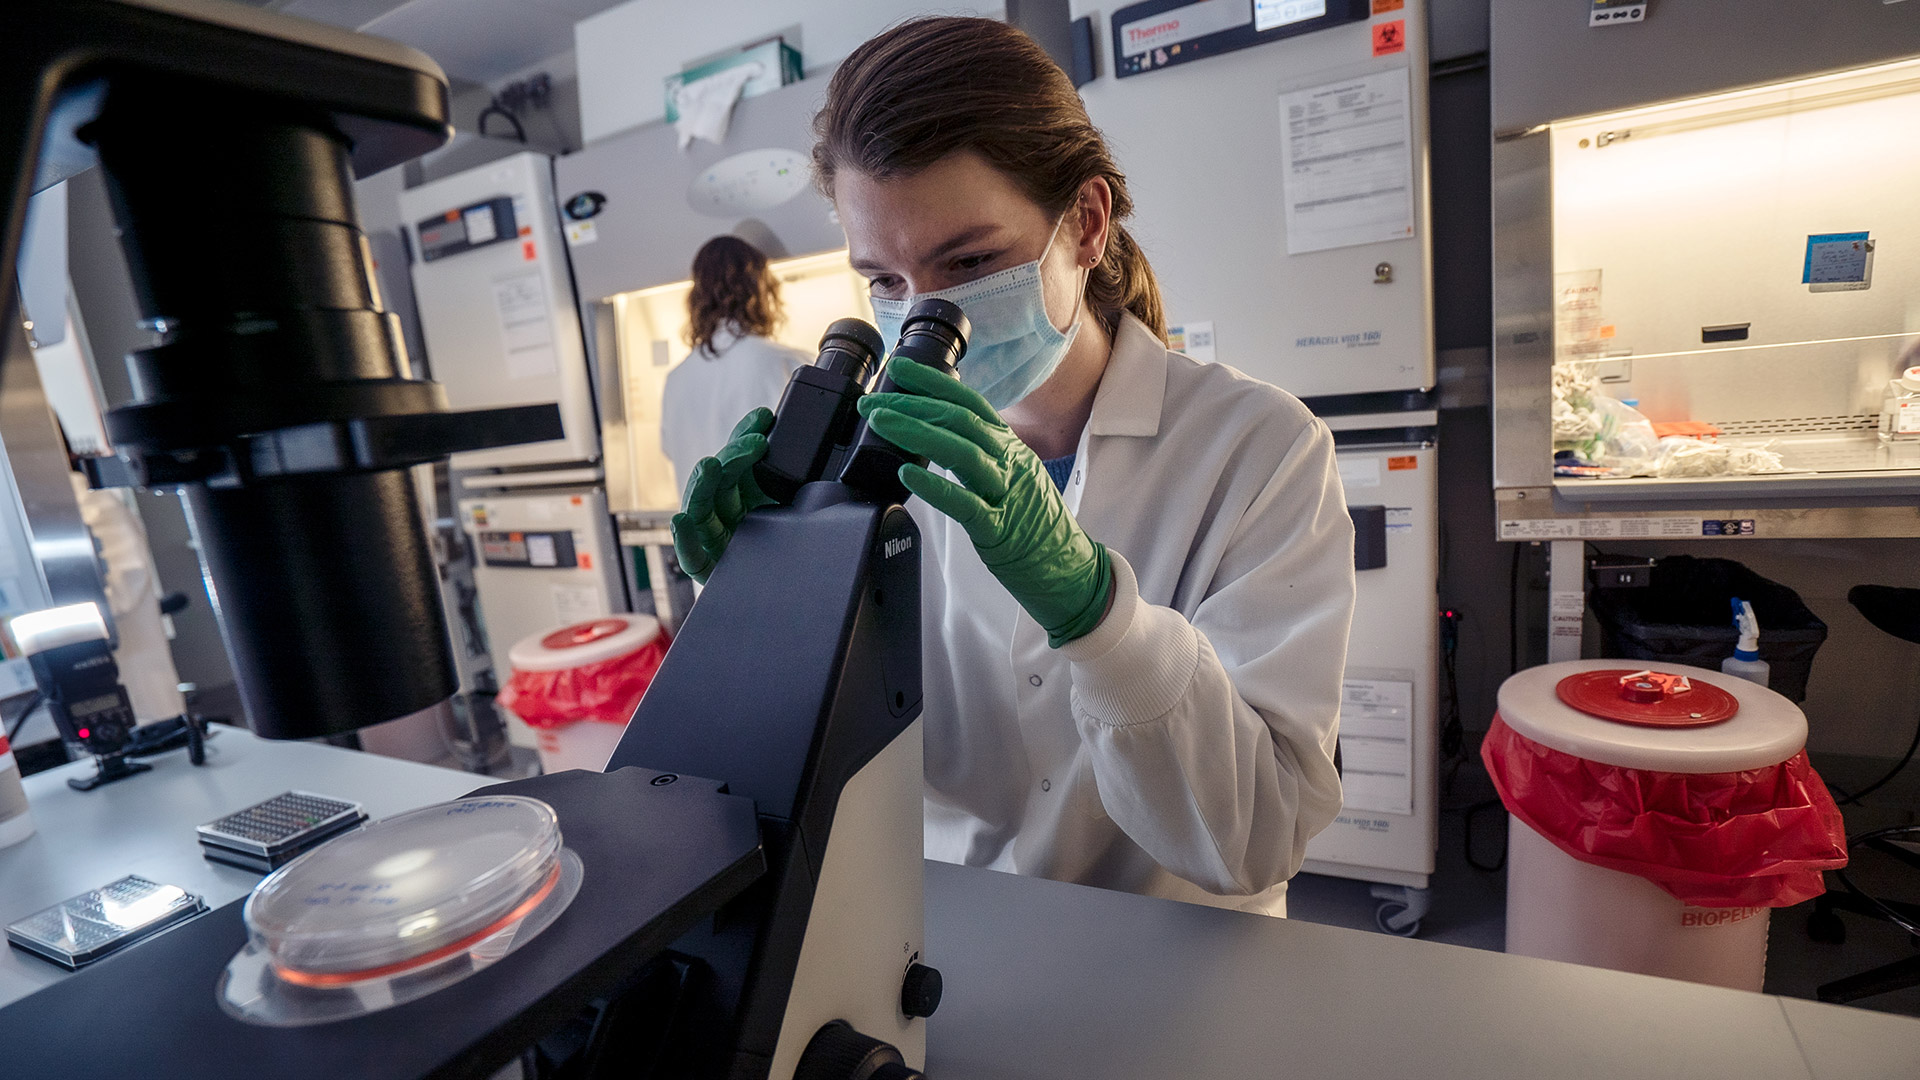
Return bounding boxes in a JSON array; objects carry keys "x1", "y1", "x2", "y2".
[
  {"x1": 660, "y1": 328, "x2": 807, "y2": 493},
  {"x1": 68, "y1": 474, "x2": 185, "y2": 723},
  {"x1": 918, "y1": 315, "x2": 1355, "y2": 915}
]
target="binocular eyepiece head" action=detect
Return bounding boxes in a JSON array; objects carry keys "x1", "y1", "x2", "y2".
[{"x1": 756, "y1": 298, "x2": 974, "y2": 508}]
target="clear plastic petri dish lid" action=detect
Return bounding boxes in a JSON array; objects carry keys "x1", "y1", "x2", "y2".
[{"x1": 243, "y1": 795, "x2": 563, "y2": 984}]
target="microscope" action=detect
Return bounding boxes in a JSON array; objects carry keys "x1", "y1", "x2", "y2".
[{"x1": 1, "y1": 3, "x2": 954, "y2": 1077}]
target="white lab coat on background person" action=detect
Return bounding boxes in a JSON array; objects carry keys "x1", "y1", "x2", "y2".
[
  {"x1": 918, "y1": 315, "x2": 1355, "y2": 916},
  {"x1": 660, "y1": 327, "x2": 806, "y2": 493},
  {"x1": 68, "y1": 473, "x2": 186, "y2": 723}
]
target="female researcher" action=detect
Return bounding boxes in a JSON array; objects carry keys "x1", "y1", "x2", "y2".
[
  {"x1": 673, "y1": 17, "x2": 1355, "y2": 915},
  {"x1": 660, "y1": 235, "x2": 809, "y2": 493}
]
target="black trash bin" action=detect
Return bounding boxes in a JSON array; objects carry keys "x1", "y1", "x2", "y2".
[{"x1": 1587, "y1": 555, "x2": 1829, "y2": 702}]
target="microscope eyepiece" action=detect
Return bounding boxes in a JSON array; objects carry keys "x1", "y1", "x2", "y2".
[
  {"x1": 815, "y1": 318, "x2": 887, "y2": 381},
  {"x1": 893, "y1": 298, "x2": 970, "y2": 369},
  {"x1": 754, "y1": 317, "x2": 890, "y2": 503},
  {"x1": 837, "y1": 298, "x2": 973, "y2": 504}
]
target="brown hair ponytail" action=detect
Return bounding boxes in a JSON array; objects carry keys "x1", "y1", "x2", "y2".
[{"x1": 811, "y1": 16, "x2": 1167, "y2": 343}]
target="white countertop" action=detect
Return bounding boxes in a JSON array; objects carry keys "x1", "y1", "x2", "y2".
[
  {"x1": 0, "y1": 729, "x2": 492, "y2": 1010},
  {"x1": 6, "y1": 730, "x2": 1918, "y2": 1079},
  {"x1": 923, "y1": 861, "x2": 1920, "y2": 1080}
]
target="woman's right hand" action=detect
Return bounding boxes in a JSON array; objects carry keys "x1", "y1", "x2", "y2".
[{"x1": 670, "y1": 408, "x2": 775, "y2": 584}]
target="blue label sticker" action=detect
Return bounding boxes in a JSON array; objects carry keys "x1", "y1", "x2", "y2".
[
  {"x1": 1804, "y1": 232, "x2": 1871, "y2": 284},
  {"x1": 1702, "y1": 519, "x2": 1756, "y2": 537}
]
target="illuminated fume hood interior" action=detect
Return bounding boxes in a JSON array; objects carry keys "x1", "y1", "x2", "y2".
[
  {"x1": 1545, "y1": 57, "x2": 1920, "y2": 495},
  {"x1": 600, "y1": 249, "x2": 873, "y2": 515}
]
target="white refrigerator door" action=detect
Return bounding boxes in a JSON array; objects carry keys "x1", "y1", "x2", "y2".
[
  {"x1": 400, "y1": 152, "x2": 600, "y2": 470},
  {"x1": 1303, "y1": 444, "x2": 1440, "y2": 886}
]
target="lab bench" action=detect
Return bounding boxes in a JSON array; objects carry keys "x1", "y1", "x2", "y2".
[
  {"x1": 4, "y1": 732, "x2": 1918, "y2": 1078},
  {"x1": 0, "y1": 730, "x2": 496, "y2": 1012}
]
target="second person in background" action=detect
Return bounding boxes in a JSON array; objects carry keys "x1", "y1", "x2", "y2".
[{"x1": 659, "y1": 235, "x2": 807, "y2": 494}]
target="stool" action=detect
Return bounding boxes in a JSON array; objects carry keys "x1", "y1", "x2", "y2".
[{"x1": 1803, "y1": 585, "x2": 1920, "y2": 1004}]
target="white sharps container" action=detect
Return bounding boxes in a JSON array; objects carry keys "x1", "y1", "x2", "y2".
[
  {"x1": 0, "y1": 732, "x2": 34, "y2": 849},
  {"x1": 1492, "y1": 659, "x2": 1829, "y2": 992},
  {"x1": 500, "y1": 615, "x2": 667, "y2": 775}
]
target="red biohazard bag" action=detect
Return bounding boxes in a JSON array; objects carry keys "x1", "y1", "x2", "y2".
[
  {"x1": 1482, "y1": 714, "x2": 1847, "y2": 908},
  {"x1": 498, "y1": 620, "x2": 670, "y2": 728}
]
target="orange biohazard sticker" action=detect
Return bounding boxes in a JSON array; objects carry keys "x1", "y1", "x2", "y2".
[
  {"x1": 1372, "y1": 19, "x2": 1406, "y2": 56},
  {"x1": 1387, "y1": 455, "x2": 1417, "y2": 471},
  {"x1": 579, "y1": 552, "x2": 593, "y2": 569},
  {"x1": 522, "y1": 239, "x2": 537, "y2": 260},
  {"x1": 1372, "y1": 0, "x2": 1404, "y2": 13}
]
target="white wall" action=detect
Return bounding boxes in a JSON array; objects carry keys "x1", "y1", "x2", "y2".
[{"x1": 575, "y1": 0, "x2": 1000, "y2": 144}]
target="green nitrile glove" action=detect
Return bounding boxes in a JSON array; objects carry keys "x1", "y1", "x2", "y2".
[
  {"x1": 857, "y1": 356, "x2": 1113, "y2": 647},
  {"x1": 670, "y1": 407, "x2": 776, "y2": 584}
]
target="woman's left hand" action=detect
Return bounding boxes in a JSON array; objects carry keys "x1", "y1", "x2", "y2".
[{"x1": 858, "y1": 356, "x2": 1113, "y2": 647}]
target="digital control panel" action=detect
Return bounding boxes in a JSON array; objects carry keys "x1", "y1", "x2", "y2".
[
  {"x1": 478, "y1": 530, "x2": 578, "y2": 569},
  {"x1": 1112, "y1": 0, "x2": 1367, "y2": 78},
  {"x1": 416, "y1": 196, "x2": 518, "y2": 262},
  {"x1": 54, "y1": 686, "x2": 134, "y2": 752}
]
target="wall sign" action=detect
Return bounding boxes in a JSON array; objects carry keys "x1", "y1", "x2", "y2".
[
  {"x1": 1804, "y1": 231, "x2": 1874, "y2": 292},
  {"x1": 1112, "y1": 0, "x2": 1370, "y2": 78}
]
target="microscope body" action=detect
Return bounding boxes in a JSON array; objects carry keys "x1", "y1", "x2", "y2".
[
  {"x1": 3, "y1": 5, "x2": 953, "y2": 1076},
  {"x1": 609, "y1": 305, "x2": 973, "y2": 1078},
  {"x1": 3, "y1": 0, "x2": 561, "y2": 743},
  {"x1": 613, "y1": 486, "x2": 930, "y2": 1079}
]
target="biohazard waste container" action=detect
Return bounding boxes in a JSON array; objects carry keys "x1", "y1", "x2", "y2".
[
  {"x1": 1484, "y1": 659, "x2": 1847, "y2": 991},
  {"x1": 498, "y1": 615, "x2": 668, "y2": 774}
]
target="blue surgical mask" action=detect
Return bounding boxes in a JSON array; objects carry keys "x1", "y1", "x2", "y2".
[{"x1": 871, "y1": 216, "x2": 1085, "y2": 412}]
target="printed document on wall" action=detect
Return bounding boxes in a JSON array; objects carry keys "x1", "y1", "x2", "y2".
[
  {"x1": 494, "y1": 271, "x2": 560, "y2": 380},
  {"x1": 1337, "y1": 677, "x2": 1414, "y2": 815},
  {"x1": 1279, "y1": 68, "x2": 1416, "y2": 255}
]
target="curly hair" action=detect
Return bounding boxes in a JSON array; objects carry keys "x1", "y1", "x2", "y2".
[
  {"x1": 686, "y1": 235, "x2": 783, "y2": 355},
  {"x1": 811, "y1": 16, "x2": 1164, "y2": 341}
]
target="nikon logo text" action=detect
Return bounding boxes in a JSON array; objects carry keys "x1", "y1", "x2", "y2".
[{"x1": 882, "y1": 536, "x2": 914, "y2": 559}]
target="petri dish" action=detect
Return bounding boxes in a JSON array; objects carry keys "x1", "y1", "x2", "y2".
[{"x1": 220, "y1": 795, "x2": 582, "y2": 1026}]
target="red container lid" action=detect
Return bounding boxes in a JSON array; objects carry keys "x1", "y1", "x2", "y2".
[{"x1": 1556, "y1": 669, "x2": 1740, "y2": 728}]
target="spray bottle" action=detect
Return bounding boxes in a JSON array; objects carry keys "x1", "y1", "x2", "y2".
[{"x1": 1721, "y1": 597, "x2": 1771, "y2": 688}]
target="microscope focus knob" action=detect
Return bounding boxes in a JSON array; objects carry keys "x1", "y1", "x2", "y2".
[
  {"x1": 900, "y1": 963, "x2": 943, "y2": 1019},
  {"x1": 794, "y1": 1021, "x2": 924, "y2": 1080}
]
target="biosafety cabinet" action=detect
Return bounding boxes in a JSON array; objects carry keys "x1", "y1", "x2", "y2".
[
  {"x1": 1491, "y1": 2, "x2": 1920, "y2": 543},
  {"x1": 592, "y1": 251, "x2": 872, "y2": 514}
]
